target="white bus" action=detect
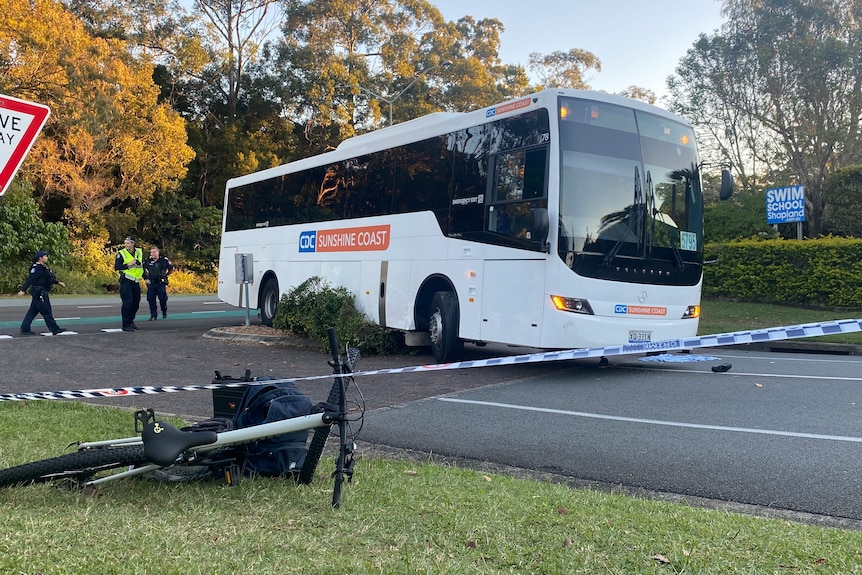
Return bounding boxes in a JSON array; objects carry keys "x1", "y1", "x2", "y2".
[{"x1": 218, "y1": 88, "x2": 733, "y2": 362}]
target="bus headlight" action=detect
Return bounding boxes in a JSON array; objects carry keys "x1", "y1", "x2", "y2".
[
  {"x1": 551, "y1": 295, "x2": 594, "y2": 315},
  {"x1": 681, "y1": 305, "x2": 700, "y2": 319}
]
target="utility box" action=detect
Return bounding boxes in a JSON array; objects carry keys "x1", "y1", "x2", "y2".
[{"x1": 235, "y1": 253, "x2": 254, "y2": 284}]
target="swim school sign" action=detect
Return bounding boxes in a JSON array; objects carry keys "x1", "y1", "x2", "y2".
[{"x1": 766, "y1": 185, "x2": 806, "y2": 224}]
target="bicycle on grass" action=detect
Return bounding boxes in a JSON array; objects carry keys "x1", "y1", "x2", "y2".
[{"x1": 0, "y1": 328, "x2": 364, "y2": 508}]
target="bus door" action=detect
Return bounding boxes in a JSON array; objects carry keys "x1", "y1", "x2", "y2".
[
  {"x1": 481, "y1": 260, "x2": 545, "y2": 347},
  {"x1": 480, "y1": 145, "x2": 549, "y2": 347}
]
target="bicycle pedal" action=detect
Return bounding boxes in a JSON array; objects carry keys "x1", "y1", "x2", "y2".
[
  {"x1": 223, "y1": 463, "x2": 242, "y2": 486},
  {"x1": 344, "y1": 456, "x2": 356, "y2": 482}
]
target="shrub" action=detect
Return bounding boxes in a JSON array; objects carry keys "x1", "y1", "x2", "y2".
[
  {"x1": 166, "y1": 269, "x2": 217, "y2": 294},
  {"x1": 703, "y1": 237, "x2": 862, "y2": 307},
  {"x1": 273, "y1": 276, "x2": 404, "y2": 355}
]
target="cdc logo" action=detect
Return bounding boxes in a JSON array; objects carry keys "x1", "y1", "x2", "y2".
[
  {"x1": 299, "y1": 231, "x2": 317, "y2": 252},
  {"x1": 614, "y1": 304, "x2": 628, "y2": 314}
]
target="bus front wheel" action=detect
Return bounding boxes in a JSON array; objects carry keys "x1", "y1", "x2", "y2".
[
  {"x1": 429, "y1": 291, "x2": 462, "y2": 363},
  {"x1": 259, "y1": 279, "x2": 279, "y2": 327}
]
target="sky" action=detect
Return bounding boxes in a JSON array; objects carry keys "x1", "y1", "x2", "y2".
[{"x1": 430, "y1": 0, "x2": 726, "y2": 100}]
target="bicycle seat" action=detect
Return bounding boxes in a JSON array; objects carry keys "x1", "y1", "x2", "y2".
[{"x1": 142, "y1": 421, "x2": 218, "y2": 466}]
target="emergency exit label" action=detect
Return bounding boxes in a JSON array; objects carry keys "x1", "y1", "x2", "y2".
[{"x1": 0, "y1": 94, "x2": 51, "y2": 196}]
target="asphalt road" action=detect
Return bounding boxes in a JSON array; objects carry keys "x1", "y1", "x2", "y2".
[
  {"x1": 361, "y1": 347, "x2": 862, "y2": 527},
  {"x1": 0, "y1": 295, "x2": 542, "y2": 418}
]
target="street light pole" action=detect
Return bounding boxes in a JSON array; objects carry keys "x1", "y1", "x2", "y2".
[{"x1": 344, "y1": 60, "x2": 452, "y2": 126}]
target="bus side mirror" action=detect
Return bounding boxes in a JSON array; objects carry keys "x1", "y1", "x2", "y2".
[
  {"x1": 531, "y1": 207, "x2": 550, "y2": 252},
  {"x1": 719, "y1": 169, "x2": 734, "y2": 201}
]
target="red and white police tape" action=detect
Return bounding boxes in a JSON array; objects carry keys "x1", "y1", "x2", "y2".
[{"x1": 2, "y1": 318, "x2": 861, "y2": 402}]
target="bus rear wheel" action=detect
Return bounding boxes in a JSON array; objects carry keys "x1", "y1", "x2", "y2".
[
  {"x1": 259, "y1": 279, "x2": 279, "y2": 327},
  {"x1": 429, "y1": 291, "x2": 462, "y2": 363}
]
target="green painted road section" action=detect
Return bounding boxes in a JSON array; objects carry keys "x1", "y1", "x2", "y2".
[
  {"x1": 0, "y1": 295, "x2": 251, "y2": 330},
  {"x1": 0, "y1": 309, "x2": 250, "y2": 330}
]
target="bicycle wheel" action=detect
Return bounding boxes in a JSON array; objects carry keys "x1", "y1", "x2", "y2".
[{"x1": 0, "y1": 445, "x2": 146, "y2": 487}]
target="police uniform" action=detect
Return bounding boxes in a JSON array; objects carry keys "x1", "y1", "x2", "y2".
[
  {"x1": 20, "y1": 251, "x2": 64, "y2": 335},
  {"x1": 115, "y1": 237, "x2": 143, "y2": 331},
  {"x1": 143, "y1": 250, "x2": 174, "y2": 320}
]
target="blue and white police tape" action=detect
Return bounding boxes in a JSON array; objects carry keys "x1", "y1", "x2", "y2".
[{"x1": 2, "y1": 318, "x2": 861, "y2": 402}]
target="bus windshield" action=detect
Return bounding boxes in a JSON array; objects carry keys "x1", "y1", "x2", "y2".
[{"x1": 557, "y1": 97, "x2": 703, "y2": 286}]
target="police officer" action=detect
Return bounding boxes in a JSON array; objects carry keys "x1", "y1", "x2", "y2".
[
  {"x1": 143, "y1": 245, "x2": 174, "y2": 320},
  {"x1": 115, "y1": 236, "x2": 143, "y2": 331},
  {"x1": 17, "y1": 250, "x2": 66, "y2": 336}
]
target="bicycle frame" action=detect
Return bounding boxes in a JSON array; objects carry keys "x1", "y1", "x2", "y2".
[{"x1": 78, "y1": 412, "x2": 330, "y2": 486}]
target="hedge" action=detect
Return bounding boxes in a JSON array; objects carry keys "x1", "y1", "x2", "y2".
[{"x1": 703, "y1": 237, "x2": 862, "y2": 307}]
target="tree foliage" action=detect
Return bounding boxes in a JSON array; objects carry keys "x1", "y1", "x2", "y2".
[
  {"x1": 822, "y1": 164, "x2": 862, "y2": 237},
  {"x1": 703, "y1": 187, "x2": 777, "y2": 243},
  {"x1": 666, "y1": 0, "x2": 862, "y2": 236},
  {"x1": 0, "y1": 0, "x2": 194, "y2": 224},
  {"x1": 617, "y1": 86, "x2": 656, "y2": 105},
  {"x1": 528, "y1": 48, "x2": 601, "y2": 91},
  {"x1": 0, "y1": 181, "x2": 70, "y2": 291}
]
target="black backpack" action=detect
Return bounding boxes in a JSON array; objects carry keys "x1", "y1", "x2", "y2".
[{"x1": 231, "y1": 378, "x2": 313, "y2": 478}]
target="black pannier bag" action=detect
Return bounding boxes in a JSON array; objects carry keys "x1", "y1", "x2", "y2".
[{"x1": 231, "y1": 378, "x2": 313, "y2": 478}]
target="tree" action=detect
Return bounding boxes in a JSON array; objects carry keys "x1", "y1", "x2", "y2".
[
  {"x1": 271, "y1": 0, "x2": 451, "y2": 143},
  {"x1": 666, "y1": 0, "x2": 862, "y2": 235},
  {"x1": 528, "y1": 48, "x2": 601, "y2": 90},
  {"x1": 192, "y1": 0, "x2": 282, "y2": 119},
  {"x1": 430, "y1": 16, "x2": 530, "y2": 110},
  {"x1": 703, "y1": 186, "x2": 777, "y2": 243},
  {"x1": 667, "y1": 33, "x2": 777, "y2": 192},
  {"x1": 0, "y1": 0, "x2": 194, "y2": 226},
  {"x1": 822, "y1": 164, "x2": 862, "y2": 237},
  {"x1": 617, "y1": 86, "x2": 657, "y2": 105},
  {"x1": 270, "y1": 0, "x2": 530, "y2": 148},
  {"x1": 0, "y1": 181, "x2": 71, "y2": 292}
]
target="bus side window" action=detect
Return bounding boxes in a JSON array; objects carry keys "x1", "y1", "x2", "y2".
[
  {"x1": 487, "y1": 146, "x2": 549, "y2": 243},
  {"x1": 523, "y1": 147, "x2": 547, "y2": 199},
  {"x1": 494, "y1": 150, "x2": 526, "y2": 201}
]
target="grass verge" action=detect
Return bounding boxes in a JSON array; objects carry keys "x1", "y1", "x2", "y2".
[
  {"x1": 1, "y1": 401, "x2": 860, "y2": 574},
  {"x1": 700, "y1": 300, "x2": 862, "y2": 344}
]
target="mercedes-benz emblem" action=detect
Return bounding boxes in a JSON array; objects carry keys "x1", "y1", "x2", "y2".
[{"x1": 637, "y1": 291, "x2": 647, "y2": 303}]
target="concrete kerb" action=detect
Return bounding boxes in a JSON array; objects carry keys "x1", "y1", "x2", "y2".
[
  {"x1": 203, "y1": 327, "x2": 321, "y2": 349},
  {"x1": 717, "y1": 340, "x2": 862, "y2": 356}
]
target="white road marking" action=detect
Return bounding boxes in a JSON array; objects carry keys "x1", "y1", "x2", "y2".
[
  {"x1": 692, "y1": 352, "x2": 862, "y2": 365},
  {"x1": 438, "y1": 397, "x2": 862, "y2": 443},
  {"x1": 626, "y1": 366, "x2": 862, "y2": 382}
]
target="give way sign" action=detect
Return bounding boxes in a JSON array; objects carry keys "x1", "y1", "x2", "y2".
[{"x1": 0, "y1": 94, "x2": 51, "y2": 197}]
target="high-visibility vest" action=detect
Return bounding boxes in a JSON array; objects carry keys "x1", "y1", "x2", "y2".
[{"x1": 120, "y1": 248, "x2": 144, "y2": 282}]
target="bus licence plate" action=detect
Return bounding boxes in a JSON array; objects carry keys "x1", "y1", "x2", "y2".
[{"x1": 628, "y1": 330, "x2": 652, "y2": 342}]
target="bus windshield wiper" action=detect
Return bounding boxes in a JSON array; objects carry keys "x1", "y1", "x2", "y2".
[
  {"x1": 603, "y1": 166, "x2": 642, "y2": 267},
  {"x1": 645, "y1": 170, "x2": 684, "y2": 269}
]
